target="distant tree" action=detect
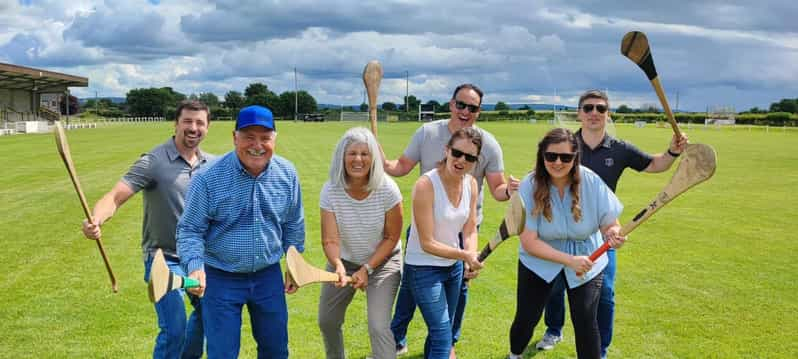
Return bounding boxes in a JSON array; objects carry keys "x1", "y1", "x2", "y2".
[
  {"x1": 616, "y1": 104, "x2": 633, "y2": 113},
  {"x1": 188, "y1": 93, "x2": 199, "y2": 101},
  {"x1": 276, "y1": 91, "x2": 318, "y2": 117},
  {"x1": 404, "y1": 95, "x2": 421, "y2": 111},
  {"x1": 360, "y1": 103, "x2": 368, "y2": 112},
  {"x1": 244, "y1": 83, "x2": 279, "y2": 109},
  {"x1": 224, "y1": 91, "x2": 246, "y2": 112},
  {"x1": 382, "y1": 101, "x2": 397, "y2": 111},
  {"x1": 770, "y1": 98, "x2": 798, "y2": 113},
  {"x1": 424, "y1": 100, "x2": 441, "y2": 112},
  {"x1": 198, "y1": 92, "x2": 220, "y2": 108},
  {"x1": 520, "y1": 104, "x2": 531, "y2": 110},
  {"x1": 495, "y1": 101, "x2": 510, "y2": 111},
  {"x1": 59, "y1": 94, "x2": 79, "y2": 115},
  {"x1": 126, "y1": 87, "x2": 186, "y2": 117}
]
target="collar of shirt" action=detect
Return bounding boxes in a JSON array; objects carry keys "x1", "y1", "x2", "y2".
[{"x1": 166, "y1": 137, "x2": 209, "y2": 165}]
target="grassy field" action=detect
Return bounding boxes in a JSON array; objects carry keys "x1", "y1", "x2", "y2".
[{"x1": 0, "y1": 120, "x2": 796, "y2": 358}]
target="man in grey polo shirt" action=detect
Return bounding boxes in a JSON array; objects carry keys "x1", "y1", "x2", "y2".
[
  {"x1": 383, "y1": 83, "x2": 520, "y2": 357},
  {"x1": 81, "y1": 100, "x2": 214, "y2": 359}
]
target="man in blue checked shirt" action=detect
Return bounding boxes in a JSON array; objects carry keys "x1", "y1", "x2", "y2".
[{"x1": 177, "y1": 105, "x2": 305, "y2": 359}]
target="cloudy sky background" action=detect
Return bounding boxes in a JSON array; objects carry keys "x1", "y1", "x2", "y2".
[{"x1": 1, "y1": 0, "x2": 796, "y2": 111}]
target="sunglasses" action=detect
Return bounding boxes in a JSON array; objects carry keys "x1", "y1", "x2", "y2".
[
  {"x1": 454, "y1": 100, "x2": 480, "y2": 113},
  {"x1": 581, "y1": 103, "x2": 608, "y2": 114},
  {"x1": 543, "y1": 152, "x2": 577, "y2": 163},
  {"x1": 450, "y1": 148, "x2": 479, "y2": 163}
]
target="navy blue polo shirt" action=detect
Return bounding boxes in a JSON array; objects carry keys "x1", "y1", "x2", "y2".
[{"x1": 576, "y1": 129, "x2": 652, "y2": 192}]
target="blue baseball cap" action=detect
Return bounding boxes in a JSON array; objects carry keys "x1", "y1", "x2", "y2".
[{"x1": 236, "y1": 105, "x2": 275, "y2": 131}]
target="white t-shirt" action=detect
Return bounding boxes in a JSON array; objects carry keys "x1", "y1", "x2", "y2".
[
  {"x1": 405, "y1": 169, "x2": 473, "y2": 267},
  {"x1": 319, "y1": 177, "x2": 403, "y2": 264}
]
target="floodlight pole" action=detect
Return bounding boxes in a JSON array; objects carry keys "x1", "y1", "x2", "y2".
[{"x1": 294, "y1": 67, "x2": 298, "y2": 122}]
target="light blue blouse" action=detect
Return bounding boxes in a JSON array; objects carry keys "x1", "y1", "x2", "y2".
[{"x1": 518, "y1": 166, "x2": 622, "y2": 288}]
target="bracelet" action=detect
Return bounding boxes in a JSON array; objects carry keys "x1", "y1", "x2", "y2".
[{"x1": 667, "y1": 149, "x2": 681, "y2": 157}]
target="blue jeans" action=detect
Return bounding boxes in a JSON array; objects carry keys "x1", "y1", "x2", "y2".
[
  {"x1": 543, "y1": 249, "x2": 616, "y2": 357},
  {"x1": 143, "y1": 254, "x2": 204, "y2": 359},
  {"x1": 403, "y1": 262, "x2": 463, "y2": 359},
  {"x1": 203, "y1": 264, "x2": 288, "y2": 359},
  {"x1": 392, "y1": 228, "x2": 470, "y2": 348}
]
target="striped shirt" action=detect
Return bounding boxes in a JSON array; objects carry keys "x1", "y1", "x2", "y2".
[
  {"x1": 177, "y1": 151, "x2": 305, "y2": 274},
  {"x1": 319, "y1": 177, "x2": 402, "y2": 264}
]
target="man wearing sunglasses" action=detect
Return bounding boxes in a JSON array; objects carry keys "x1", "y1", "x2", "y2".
[
  {"x1": 383, "y1": 83, "x2": 520, "y2": 358},
  {"x1": 536, "y1": 90, "x2": 688, "y2": 359}
]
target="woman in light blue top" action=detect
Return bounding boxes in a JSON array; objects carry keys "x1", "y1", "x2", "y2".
[{"x1": 507, "y1": 128, "x2": 626, "y2": 359}]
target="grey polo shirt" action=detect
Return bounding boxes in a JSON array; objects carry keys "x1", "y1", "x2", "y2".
[
  {"x1": 122, "y1": 137, "x2": 214, "y2": 260},
  {"x1": 403, "y1": 119, "x2": 505, "y2": 223},
  {"x1": 576, "y1": 129, "x2": 652, "y2": 192}
]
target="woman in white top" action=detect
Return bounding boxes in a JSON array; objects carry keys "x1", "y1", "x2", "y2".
[
  {"x1": 402, "y1": 127, "x2": 484, "y2": 359},
  {"x1": 318, "y1": 127, "x2": 404, "y2": 359}
]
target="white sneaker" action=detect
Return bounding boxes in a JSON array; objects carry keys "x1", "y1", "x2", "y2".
[
  {"x1": 535, "y1": 332, "x2": 563, "y2": 350},
  {"x1": 396, "y1": 344, "x2": 409, "y2": 356}
]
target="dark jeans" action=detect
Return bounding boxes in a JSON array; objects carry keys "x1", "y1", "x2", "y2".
[
  {"x1": 509, "y1": 261, "x2": 603, "y2": 359},
  {"x1": 392, "y1": 226, "x2": 471, "y2": 348},
  {"x1": 544, "y1": 249, "x2": 616, "y2": 357},
  {"x1": 203, "y1": 264, "x2": 288, "y2": 359}
]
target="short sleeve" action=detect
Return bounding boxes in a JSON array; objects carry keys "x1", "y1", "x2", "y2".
[
  {"x1": 481, "y1": 131, "x2": 505, "y2": 173},
  {"x1": 518, "y1": 173, "x2": 538, "y2": 232},
  {"x1": 621, "y1": 140, "x2": 653, "y2": 172},
  {"x1": 403, "y1": 125, "x2": 425, "y2": 162},
  {"x1": 121, "y1": 153, "x2": 154, "y2": 193},
  {"x1": 382, "y1": 177, "x2": 403, "y2": 212},
  {"x1": 319, "y1": 181, "x2": 334, "y2": 211}
]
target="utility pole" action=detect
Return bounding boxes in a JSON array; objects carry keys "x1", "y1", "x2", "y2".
[
  {"x1": 675, "y1": 90, "x2": 680, "y2": 112},
  {"x1": 294, "y1": 67, "x2": 298, "y2": 121},
  {"x1": 405, "y1": 70, "x2": 409, "y2": 113}
]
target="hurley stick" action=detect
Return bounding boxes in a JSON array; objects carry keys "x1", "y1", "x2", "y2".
[
  {"x1": 362, "y1": 60, "x2": 383, "y2": 136},
  {"x1": 588, "y1": 143, "x2": 717, "y2": 261},
  {"x1": 54, "y1": 121, "x2": 118, "y2": 292},
  {"x1": 621, "y1": 31, "x2": 682, "y2": 138},
  {"x1": 285, "y1": 246, "x2": 351, "y2": 287}
]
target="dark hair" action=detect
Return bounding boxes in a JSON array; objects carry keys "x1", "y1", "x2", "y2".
[
  {"x1": 437, "y1": 127, "x2": 483, "y2": 167},
  {"x1": 532, "y1": 128, "x2": 581, "y2": 222},
  {"x1": 578, "y1": 89, "x2": 610, "y2": 109},
  {"x1": 451, "y1": 83, "x2": 484, "y2": 105},
  {"x1": 175, "y1": 100, "x2": 211, "y2": 123}
]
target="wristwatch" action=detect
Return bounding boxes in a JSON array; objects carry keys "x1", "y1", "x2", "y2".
[
  {"x1": 667, "y1": 149, "x2": 681, "y2": 157},
  {"x1": 363, "y1": 263, "x2": 374, "y2": 275}
]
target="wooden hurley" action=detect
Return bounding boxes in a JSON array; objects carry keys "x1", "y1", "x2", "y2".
[
  {"x1": 621, "y1": 31, "x2": 682, "y2": 138},
  {"x1": 148, "y1": 249, "x2": 200, "y2": 303},
  {"x1": 54, "y1": 121, "x2": 118, "y2": 292},
  {"x1": 362, "y1": 60, "x2": 383, "y2": 136},
  {"x1": 477, "y1": 192, "x2": 526, "y2": 262},
  {"x1": 588, "y1": 143, "x2": 717, "y2": 261},
  {"x1": 285, "y1": 246, "x2": 351, "y2": 287}
]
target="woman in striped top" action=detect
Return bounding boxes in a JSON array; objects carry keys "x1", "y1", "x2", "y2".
[{"x1": 318, "y1": 127, "x2": 404, "y2": 359}]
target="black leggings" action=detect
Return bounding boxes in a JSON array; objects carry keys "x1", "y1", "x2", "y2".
[{"x1": 509, "y1": 261, "x2": 603, "y2": 358}]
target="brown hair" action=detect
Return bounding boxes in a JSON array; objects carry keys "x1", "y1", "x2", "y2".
[
  {"x1": 175, "y1": 100, "x2": 211, "y2": 123},
  {"x1": 578, "y1": 89, "x2": 610, "y2": 109},
  {"x1": 437, "y1": 127, "x2": 483, "y2": 168},
  {"x1": 532, "y1": 128, "x2": 582, "y2": 222}
]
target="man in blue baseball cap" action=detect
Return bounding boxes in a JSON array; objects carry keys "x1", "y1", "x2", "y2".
[{"x1": 178, "y1": 105, "x2": 306, "y2": 358}]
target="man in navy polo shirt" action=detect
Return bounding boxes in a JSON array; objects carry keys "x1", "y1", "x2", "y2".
[
  {"x1": 536, "y1": 90, "x2": 687, "y2": 358},
  {"x1": 178, "y1": 105, "x2": 305, "y2": 359}
]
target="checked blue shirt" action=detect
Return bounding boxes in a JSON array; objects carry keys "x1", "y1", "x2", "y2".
[{"x1": 177, "y1": 151, "x2": 305, "y2": 274}]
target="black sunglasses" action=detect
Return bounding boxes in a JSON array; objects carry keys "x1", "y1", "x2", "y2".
[
  {"x1": 454, "y1": 100, "x2": 480, "y2": 113},
  {"x1": 581, "y1": 103, "x2": 608, "y2": 114},
  {"x1": 543, "y1": 152, "x2": 577, "y2": 163},
  {"x1": 450, "y1": 148, "x2": 479, "y2": 163}
]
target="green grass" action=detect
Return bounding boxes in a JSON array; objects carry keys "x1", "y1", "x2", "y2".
[{"x1": 0, "y1": 121, "x2": 796, "y2": 358}]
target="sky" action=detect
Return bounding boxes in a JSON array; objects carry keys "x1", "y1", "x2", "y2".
[{"x1": 1, "y1": 0, "x2": 796, "y2": 111}]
